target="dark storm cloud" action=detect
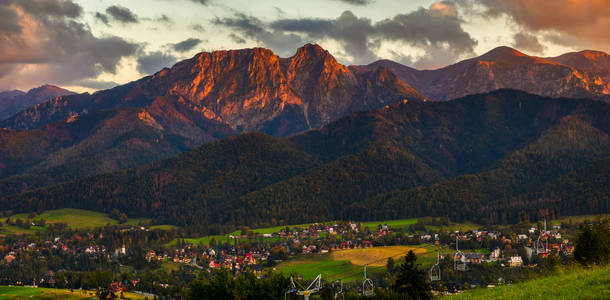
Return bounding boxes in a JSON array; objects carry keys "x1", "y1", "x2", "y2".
[
  {"x1": 513, "y1": 32, "x2": 544, "y2": 53},
  {"x1": 105, "y1": 5, "x2": 139, "y2": 24},
  {"x1": 213, "y1": 13, "x2": 304, "y2": 56},
  {"x1": 172, "y1": 38, "x2": 203, "y2": 52},
  {"x1": 0, "y1": 0, "x2": 140, "y2": 90},
  {"x1": 136, "y1": 51, "x2": 177, "y2": 75}
]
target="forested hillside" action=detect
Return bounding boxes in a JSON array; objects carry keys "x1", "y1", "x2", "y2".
[{"x1": 1, "y1": 90, "x2": 608, "y2": 232}]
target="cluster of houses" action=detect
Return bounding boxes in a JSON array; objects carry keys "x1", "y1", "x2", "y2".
[{"x1": 0, "y1": 236, "x2": 131, "y2": 269}]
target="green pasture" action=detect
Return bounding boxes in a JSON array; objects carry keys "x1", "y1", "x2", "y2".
[{"x1": 448, "y1": 264, "x2": 610, "y2": 299}]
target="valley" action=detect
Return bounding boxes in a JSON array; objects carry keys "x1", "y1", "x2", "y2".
[{"x1": 0, "y1": 13, "x2": 607, "y2": 297}]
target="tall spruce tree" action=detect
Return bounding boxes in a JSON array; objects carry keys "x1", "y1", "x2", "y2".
[{"x1": 392, "y1": 250, "x2": 431, "y2": 299}]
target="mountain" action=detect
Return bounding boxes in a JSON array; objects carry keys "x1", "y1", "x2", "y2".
[
  {"x1": 2, "y1": 90, "x2": 607, "y2": 228},
  {"x1": 546, "y1": 50, "x2": 610, "y2": 73},
  {"x1": 0, "y1": 85, "x2": 74, "y2": 121},
  {"x1": 365, "y1": 46, "x2": 609, "y2": 101},
  {"x1": 0, "y1": 44, "x2": 423, "y2": 189},
  {"x1": 1, "y1": 44, "x2": 423, "y2": 133}
]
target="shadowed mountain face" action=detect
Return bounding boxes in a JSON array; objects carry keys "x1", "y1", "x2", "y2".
[
  {"x1": 0, "y1": 85, "x2": 74, "y2": 121},
  {"x1": 366, "y1": 46, "x2": 610, "y2": 101},
  {"x1": 1, "y1": 90, "x2": 608, "y2": 227},
  {"x1": 0, "y1": 44, "x2": 423, "y2": 187}
]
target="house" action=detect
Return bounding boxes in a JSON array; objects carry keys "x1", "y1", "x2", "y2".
[
  {"x1": 3, "y1": 253, "x2": 15, "y2": 264},
  {"x1": 465, "y1": 253, "x2": 485, "y2": 264},
  {"x1": 508, "y1": 256, "x2": 523, "y2": 267},
  {"x1": 490, "y1": 248, "x2": 501, "y2": 260}
]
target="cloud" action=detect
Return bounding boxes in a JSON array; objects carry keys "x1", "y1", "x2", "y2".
[
  {"x1": 18, "y1": 0, "x2": 82, "y2": 18},
  {"x1": 513, "y1": 32, "x2": 544, "y2": 53},
  {"x1": 136, "y1": 51, "x2": 177, "y2": 75},
  {"x1": 333, "y1": 0, "x2": 372, "y2": 5},
  {"x1": 0, "y1": 0, "x2": 140, "y2": 90},
  {"x1": 429, "y1": 1, "x2": 458, "y2": 17},
  {"x1": 94, "y1": 12, "x2": 109, "y2": 25},
  {"x1": 213, "y1": 13, "x2": 304, "y2": 56},
  {"x1": 0, "y1": 5, "x2": 21, "y2": 33},
  {"x1": 375, "y1": 5, "x2": 476, "y2": 67},
  {"x1": 229, "y1": 33, "x2": 246, "y2": 44},
  {"x1": 172, "y1": 38, "x2": 202, "y2": 52},
  {"x1": 189, "y1": 0, "x2": 210, "y2": 5},
  {"x1": 463, "y1": 0, "x2": 610, "y2": 52},
  {"x1": 263, "y1": 4, "x2": 476, "y2": 67},
  {"x1": 74, "y1": 79, "x2": 120, "y2": 90},
  {"x1": 105, "y1": 5, "x2": 139, "y2": 24},
  {"x1": 157, "y1": 14, "x2": 173, "y2": 24},
  {"x1": 192, "y1": 24, "x2": 205, "y2": 32},
  {"x1": 270, "y1": 12, "x2": 378, "y2": 62}
]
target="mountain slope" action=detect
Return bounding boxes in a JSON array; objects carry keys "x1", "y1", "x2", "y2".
[
  {"x1": 2, "y1": 90, "x2": 607, "y2": 229},
  {"x1": 0, "y1": 44, "x2": 423, "y2": 189},
  {"x1": 0, "y1": 85, "x2": 74, "y2": 121},
  {"x1": 362, "y1": 114, "x2": 610, "y2": 223},
  {"x1": 365, "y1": 46, "x2": 609, "y2": 101}
]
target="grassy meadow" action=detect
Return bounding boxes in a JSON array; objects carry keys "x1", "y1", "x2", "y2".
[
  {"x1": 447, "y1": 264, "x2": 610, "y2": 300},
  {"x1": 0, "y1": 208, "x2": 175, "y2": 236},
  {"x1": 273, "y1": 245, "x2": 440, "y2": 282},
  {"x1": 0, "y1": 286, "x2": 146, "y2": 300}
]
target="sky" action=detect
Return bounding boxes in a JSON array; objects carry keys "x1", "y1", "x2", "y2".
[{"x1": 0, "y1": 0, "x2": 608, "y2": 93}]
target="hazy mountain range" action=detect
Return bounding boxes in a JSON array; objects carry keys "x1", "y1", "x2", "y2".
[{"x1": 0, "y1": 85, "x2": 74, "y2": 121}]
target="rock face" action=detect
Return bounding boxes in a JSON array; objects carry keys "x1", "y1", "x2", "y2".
[
  {"x1": 0, "y1": 85, "x2": 74, "y2": 121},
  {"x1": 135, "y1": 43, "x2": 424, "y2": 136},
  {"x1": 366, "y1": 46, "x2": 610, "y2": 101},
  {"x1": 2, "y1": 44, "x2": 424, "y2": 137}
]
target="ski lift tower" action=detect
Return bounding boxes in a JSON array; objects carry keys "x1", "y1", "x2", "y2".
[
  {"x1": 454, "y1": 236, "x2": 468, "y2": 271},
  {"x1": 535, "y1": 218, "x2": 549, "y2": 255},
  {"x1": 363, "y1": 264, "x2": 375, "y2": 297},
  {"x1": 332, "y1": 280, "x2": 344, "y2": 300},
  {"x1": 429, "y1": 252, "x2": 441, "y2": 281},
  {"x1": 285, "y1": 275, "x2": 322, "y2": 300}
]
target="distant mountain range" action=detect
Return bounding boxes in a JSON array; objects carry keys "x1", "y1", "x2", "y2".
[
  {"x1": 0, "y1": 44, "x2": 608, "y2": 217},
  {"x1": 0, "y1": 85, "x2": 74, "y2": 121},
  {"x1": 365, "y1": 47, "x2": 609, "y2": 101},
  {"x1": 1, "y1": 90, "x2": 607, "y2": 227}
]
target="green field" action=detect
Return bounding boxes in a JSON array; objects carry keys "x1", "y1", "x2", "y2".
[
  {"x1": 546, "y1": 214, "x2": 609, "y2": 226},
  {"x1": 0, "y1": 286, "x2": 146, "y2": 299},
  {"x1": 272, "y1": 253, "x2": 381, "y2": 282},
  {"x1": 361, "y1": 218, "x2": 418, "y2": 231},
  {"x1": 0, "y1": 208, "x2": 175, "y2": 235},
  {"x1": 448, "y1": 265, "x2": 610, "y2": 300},
  {"x1": 273, "y1": 245, "x2": 441, "y2": 282}
]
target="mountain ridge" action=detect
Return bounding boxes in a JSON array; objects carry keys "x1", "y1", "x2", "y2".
[
  {"x1": 0, "y1": 85, "x2": 74, "y2": 121},
  {"x1": 365, "y1": 46, "x2": 610, "y2": 101}
]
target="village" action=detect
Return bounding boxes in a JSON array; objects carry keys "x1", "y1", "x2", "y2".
[{"x1": 0, "y1": 217, "x2": 579, "y2": 296}]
